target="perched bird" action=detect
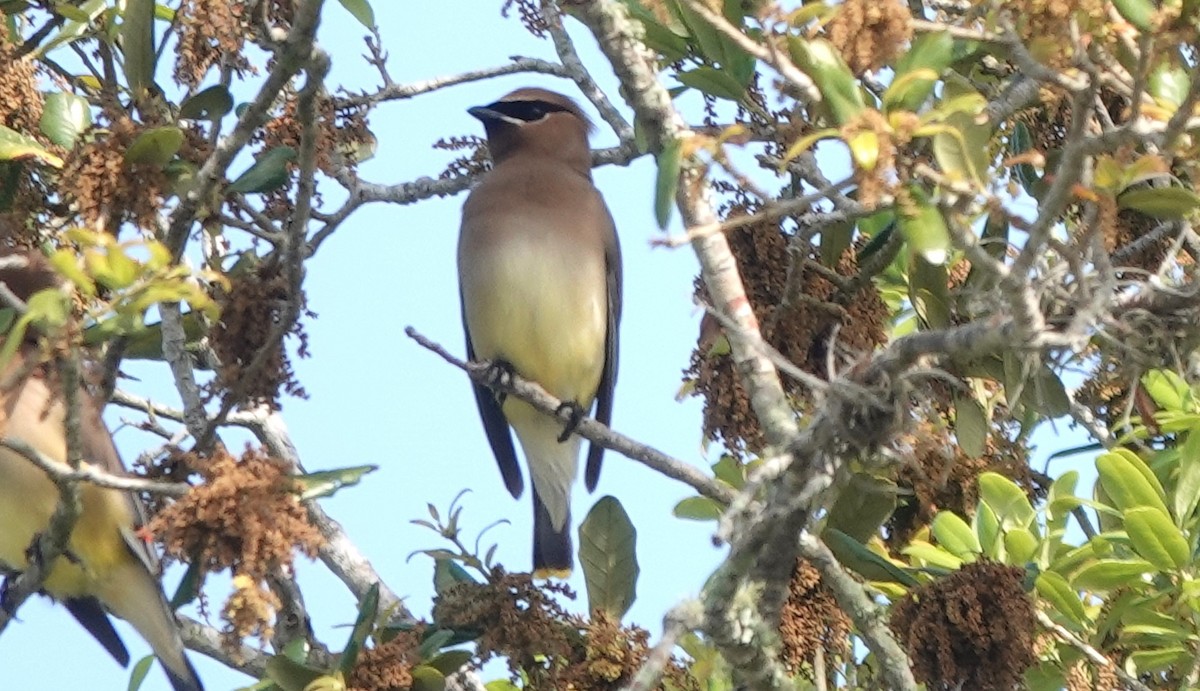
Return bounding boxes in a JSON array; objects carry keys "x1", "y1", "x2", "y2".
[
  {"x1": 458, "y1": 88, "x2": 622, "y2": 578},
  {"x1": 0, "y1": 250, "x2": 203, "y2": 691}
]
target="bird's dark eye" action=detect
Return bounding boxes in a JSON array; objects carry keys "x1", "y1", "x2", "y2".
[{"x1": 488, "y1": 99, "x2": 570, "y2": 123}]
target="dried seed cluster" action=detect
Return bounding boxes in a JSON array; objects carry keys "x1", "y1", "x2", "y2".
[
  {"x1": 779, "y1": 559, "x2": 850, "y2": 680},
  {"x1": 890, "y1": 561, "x2": 1036, "y2": 690},
  {"x1": 825, "y1": 0, "x2": 912, "y2": 75}
]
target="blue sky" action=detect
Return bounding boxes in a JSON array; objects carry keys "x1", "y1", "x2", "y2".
[{"x1": 0, "y1": 4, "x2": 730, "y2": 690}]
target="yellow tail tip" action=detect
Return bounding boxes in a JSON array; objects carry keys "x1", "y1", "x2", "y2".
[{"x1": 532, "y1": 567, "x2": 572, "y2": 580}]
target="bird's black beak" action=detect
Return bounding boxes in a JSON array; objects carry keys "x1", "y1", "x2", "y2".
[{"x1": 468, "y1": 105, "x2": 504, "y2": 122}]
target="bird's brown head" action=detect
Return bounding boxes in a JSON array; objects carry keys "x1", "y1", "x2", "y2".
[
  {"x1": 468, "y1": 88, "x2": 594, "y2": 172},
  {"x1": 0, "y1": 248, "x2": 61, "y2": 305}
]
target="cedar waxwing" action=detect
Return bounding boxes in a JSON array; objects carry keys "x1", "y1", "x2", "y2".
[
  {"x1": 458, "y1": 88, "x2": 622, "y2": 578},
  {"x1": 0, "y1": 250, "x2": 202, "y2": 691}
]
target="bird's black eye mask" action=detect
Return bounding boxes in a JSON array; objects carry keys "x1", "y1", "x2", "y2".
[{"x1": 487, "y1": 99, "x2": 572, "y2": 122}]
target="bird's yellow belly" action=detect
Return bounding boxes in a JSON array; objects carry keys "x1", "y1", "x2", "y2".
[{"x1": 463, "y1": 239, "x2": 607, "y2": 407}]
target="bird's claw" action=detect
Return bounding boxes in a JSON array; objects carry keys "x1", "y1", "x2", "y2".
[{"x1": 555, "y1": 401, "x2": 584, "y2": 442}]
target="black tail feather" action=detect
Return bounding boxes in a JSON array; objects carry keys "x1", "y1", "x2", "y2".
[{"x1": 532, "y1": 490, "x2": 572, "y2": 578}]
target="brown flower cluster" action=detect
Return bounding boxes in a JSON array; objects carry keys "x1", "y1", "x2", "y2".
[
  {"x1": 58, "y1": 115, "x2": 170, "y2": 232},
  {"x1": 1003, "y1": 0, "x2": 1107, "y2": 66},
  {"x1": 345, "y1": 627, "x2": 424, "y2": 691},
  {"x1": 434, "y1": 135, "x2": 490, "y2": 180},
  {"x1": 825, "y1": 0, "x2": 912, "y2": 75},
  {"x1": 209, "y1": 260, "x2": 310, "y2": 410},
  {"x1": 0, "y1": 25, "x2": 43, "y2": 136},
  {"x1": 501, "y1": 0, "x2": 548, "y2": 38},
  {"x1": 779, "y1": 559, "x2": 850, "y2": 680},
  {"x1": 1065, "y1": 657, "x2": 1119, "y2": 691},
  {"x1": 174, "y1": 0, "x2": 251, "y2": 88},
  {"x1": 258, "y1": 94, "x2": 373, "y2": 177},
  {"x1": 150, "y1": 445, "x2": 323, "y2": 646},
  {"x1": 890, "y1": 561, "x2": 1036, "y2": 690},
  {"x1": 684, "y1": 201, "x2": 888, "y2": 456},
  {"x1": 432, "y1": 570, "x2": 696, "y2": 690},
  {"x1": 887, "y1": 416, "x2": 1036, "y2": 547}
]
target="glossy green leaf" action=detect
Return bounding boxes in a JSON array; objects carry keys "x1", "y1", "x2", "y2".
[
  {"x1": 432, "y1": 558, "x2": 476, "y2": 595},
  {"x1": 711, "y1": 455, "x2": 746, "y2": 490},
  {"x1": 337, "y1": 0, "x2": 375, "y2": 28},
  {"x1": 1129, "y1": 646, "x2": 1190, "y2": 673},
  {"x1": 786, "y1": 36, "x2": 865, "y2": 125},
  {"x1": 124, "y1": 126, "x2": 184, "y2": 166},
  {"x1": 1121, "y1": 608, "x2": 1197, "y2": 642},
  {"x1": 653, "y1": 138, "x2": 682, "y2": 229},
  {"x1": 1142, "y1": 369, "x2": 1189, "y2": 411},
  {"x1": 1149, "y1": 64, "x2": 1190, "y2": 109},
  {"x1": 337, "y1": 582, "x2": 379, "y2": 674},
  {"x1": 676, "y1": 66, "x2": 746, "y2": 101},
  {"x1": 1030, "y1": 365, "x2": 1070, "y2": 418},
  {"x1": 931, "y1": 112, "x2": 991, "y2": 188},
  {"x1": 931, "y1": 511, "x2": 980, "y2": 559},
  {"x1": 898, "y1": 186, "x2": 951, "y2": 265},
  {"x1": 579, "y1": 495, "x2": 639, "y2": 619},
  {"x1": 39, "y1": 91, "x2": 91, "y2": 149},
  {"x1": 1096, "y1": 449, "x2": 1169, "y2": 516},
  {"x1": 978, "y1": 472, "x2": 1036, "y2": 529},
  {"x1": 295, "y1": 465, "x2": 377, "y2": 501},
  {"x1": 0, "y1": 124, "x2": 64, "y2": 167},
  {"x1": 228, "y1": 145, "x2": 297, "y2": 194},
  {"x1": 1117, "y1": 186, "x2": 1200, "y2": 219},
  {"x1": 1072, "y1": 558, "x2": 1155, "y2": 591},
  {"x1": 265, "y1": 655, "x2": 328, "y2": 691},
  {"x1": 954, "y1": 392, "x2": 987, "y2": 458},
  {"x1": 425, "y1": 650, "x2": 472, "y2": 676},
  {"x1": 823, "y1": 528, "x2": 919, "y2": 585},
  {"x1": 673, "y1": 496, "x2": 723, "y2": 521},
  {"x1": 1124, "y1": 506, "x2": 1190, "y2": 570},
  {"x1": 178, "y1": 85, "x2": 234, "y2": 120},
  {"x1": 418, "y1": 629, "x2": 454, "y2": 661},
  {"x1": 1047, "y1": 470, "x2": 1080, "y2": 531},
  {"x1": 883, "y1": 31, "x2": 954, "y2": 112},
  {"x1": 974, "y1": 500, "x2": 1001, "y2": 559},
  {"x1": 410, "y1": 666, "x2": 446, "y2": 691},
  {"x1": 1174, "y1": 432, "x2": 1200, "y2": 524},
  {"x1": 1003, "y1": 527, "x2": 1038, "y2": 564},
  {"x1": 121, "y1": 0, "x2": 156, "y2": 99},
  {"x1": 1112, "y1": 0, "x2": 1156, "y2": 31},
  {"x1": 34, "y1": 0, "x2": 107, "y2": 57},
  {"x1": 127, "y1": 654, "x2": 153, "y2": 690},
  {"x1": 1035, "y1": 570, "x2": 1089, "y2": 628},
  {"x1": 823, "y1": 474, "x2": 896, "y2": 543},
  {"x1": 902, "y1": 539, "x2": 963, "y2": 569}
]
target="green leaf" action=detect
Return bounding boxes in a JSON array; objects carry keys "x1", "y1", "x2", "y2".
[
  {"x1": 931, "y1": 511, "x2": 980, "y2": 559},
  {"x1": 295, "y1": 465, "x2": 377, "y2": 500},
  {"x1": 1142, "y1": 369, "x2": 1189, "y2": 411},
  {"x1": 974, "y1": 501, "x2": 1001, "y2": 559},
  {"x1": 39, "y1": 92, "x2": 91, "y2": 149},
  {"x1": 264, "y1": 655, "x2": 329, "y2": 691},
  {"x1": 711, "y1": 455, "x2": 746, "y2": 489},
  {"x1": 1034, "y1": 571, "x2": 1089, "y2": 628},
  {"x1": 883, "y1": 31, "x2": 954, "y2": 112},
  {"x1": 34, "y1": 0, "x2": 107, "y2": 57},
  {"x1": 1123, "y1": 506, "x2": 1190, "y2": 570},
  {"x1": 1149, "y1": 64, "x2": 1190, "y2": 109},
  {"x1": 418, "y1": 629, "x2": 454, "y2": 661},
  {"x1": 1129, "y1": 646, "x2": 1190, "y2": 674},
  {"x1": 578, "y1": 495, "x2": 639, "y2": 619},
  {"x1": 824, "y1": 528, "x2": 919, "y2": 585},
  {"x1": 168, "y1": 558, "x2": 202, "y2": 609},
  {"x1": 433, "y1": 558, "x2": 477, "y2": 595},
  {"x1": 1112, "y1": 0, "x2": 1157, "y2": 31},
  {"x1": 425, "y1": 650, "x2": 472, "y2": 676},
  {"x1": 1096, "y1": 449, "x2": 1170, "y2": 516},
  {"x1": 409, "y1": 665, "x2": 446, "y2": 691},
  {"x1": 954, "y1": 392, "x2": 987, "y2": 458},
  {"x1": 1030, "y1": 365, "x2": 1070, "y2": 418},
  {"x1": 671, "y1": 0, "x2": 727, "y2": 66},
  {"x1": 124, "y1": 126, "x2": 184, "y2": 166},
  {"x1": 931, "y1": 109, "x2": 991, "y2": 188},
  {"x1": 823, "y1": 473, "x2": 896, "y2": 543},
  {"x1": 178, "y1": 85, "x2": 234, "y2": 121},
  {"x1": 978, "y1": 472, "x2": 1036, "y2": 529},
  {"x1": 675, "y1": 66, "x2": 747, "y2": 101},
  {"x1": 1118, "y1": 185, "x2": 1200, "y2": 219},
  {"x1": 673, "y1": 496, "x2": 723, "y2": 521},
  {"x1": 902, "y1": 539, "x2": 963, "y2": 569},
  {"x1": 653, "y1": 138, "x2": 682, "y2": 229},
  {"x1": 1047, "y1": 470, "x2": 1080, "y2": 531},
  {"x1": 1175, "y1": 432, "x2": 1200, "y2": 524},
  {"x1": 1003, "y1": 527, "x2": 1039, "y2": 564},
  {"x1": 1072, "y1": 558, "x2": 1155, "y2": 591},
  {"x1": 786, "y1": 36, "x2": 865, "y2": 126},
  {"x1": 0, "y1": 125, "x2": 64, "y2": 167},
  {"x1": 898, "y1": 186, "x2": 951, "y2": 265},
  {"x1": 127, "y1": 655, "x2": 153, "y2": 691},
  {"x1": 228, "y1": 145, "x2": 297, "y2": 194},
  {"x1": 121, "y1": 0, "x2": 156, "y2": 100},
  {"x1": 338, "y1": 582, "x2": 379, "y2": 674},
  {"x1": 337, "y1": 0, "x2": 375, "y2": 28}
]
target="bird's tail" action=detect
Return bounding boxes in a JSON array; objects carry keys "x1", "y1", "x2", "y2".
[
  {"x1": 100, "y1": 559, "x2": 204, "y2": 691},
  {"x1": 533, "y1": 489, "x2": 572, "y2": 579},
  {"x1": 508, "y1": 399, "x2": 581, "y2": 579}
]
